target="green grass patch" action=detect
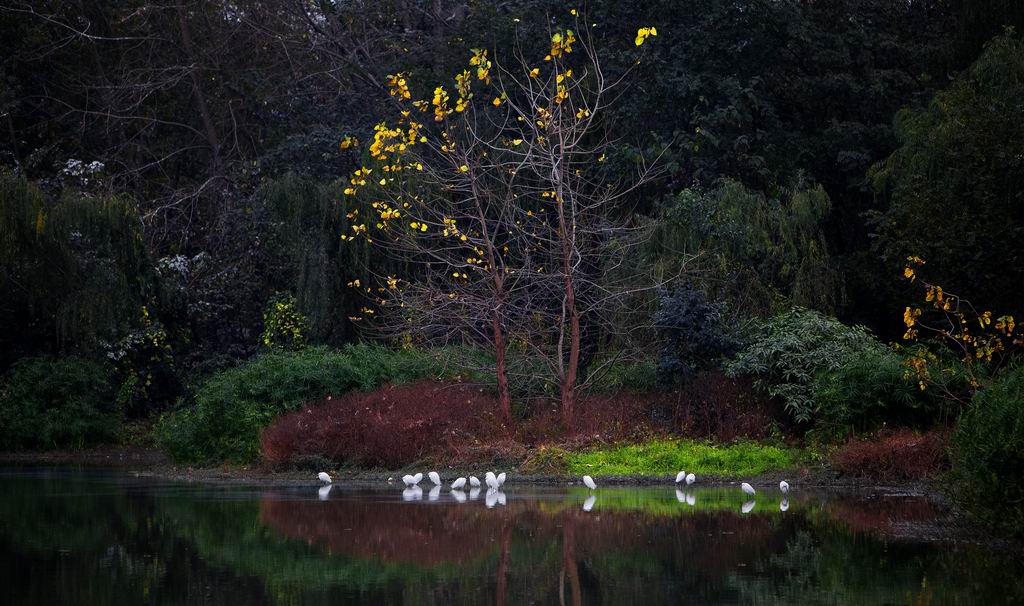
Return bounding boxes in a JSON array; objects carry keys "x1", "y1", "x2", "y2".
[{"x1": 566, "y1": 439, "x2": 796, "y2": 478}]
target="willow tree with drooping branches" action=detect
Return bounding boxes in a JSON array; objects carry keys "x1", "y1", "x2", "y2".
[{"x1": 340, "y1": 15, "x2": 665, "y2": 432}]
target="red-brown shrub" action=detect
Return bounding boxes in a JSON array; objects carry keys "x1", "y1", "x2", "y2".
[
  {"x1": 260, "y1": 380, "x2": 512, "y2": 468},
  {"x1": 830, "y1": 429, "x2": 950, "y2": 481}
]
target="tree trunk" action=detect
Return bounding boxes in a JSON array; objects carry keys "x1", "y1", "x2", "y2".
[
  {"x1": 492, "y1": 303, "x2": 512, "y2": 425},
  {"x1": 176, "y1": 3, "x2": 222, "y2": 172},
  {"x1": 561, "y1": 242, "x2": 581, "y2": 435}
]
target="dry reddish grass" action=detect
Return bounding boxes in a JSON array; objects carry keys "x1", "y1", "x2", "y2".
[
  {"x1": 260, "y1": 374, "x2": 782, "y2": 468},
  {"x1": 830, "y1": 429, "x2": 950, "y2": 481}
]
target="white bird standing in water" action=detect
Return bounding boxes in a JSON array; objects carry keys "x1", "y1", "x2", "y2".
[
  {"x1": 428, "y1": 471, "x2": 441, "y2": 485},
  {"x1": 469, "y1": 475, "x2": 481, "y2": 488},
  {"x1": 496, "y1": 472, "x2": 506, "y2": 487},
  {"x1": 485, "y1": 471, "x2": 499, "y2": 490},
  {"x1": 686, "y1": 473, "x2": 696, "y2": 486},
  {"x1": 402, "y1": 473, "x2": 423, "y2": 487},
  {"x1": 451, "y1": 477, "x2": 467, "y2": 490},
  {"x1": 317, "y1": 472, "x2": 332, "y2": 484},
  {"x1": 675, "y1": 471, "x2": 686, "y2": 484},
  {"x1": 741, "y1": 482, "x2": 756, "y2": 496},
  {"x1": 582, "y1": 475, "x2": 597, "y2": 490},
  {"x1": 779, "y1": 480, "x2": 790, "y2": 494}
]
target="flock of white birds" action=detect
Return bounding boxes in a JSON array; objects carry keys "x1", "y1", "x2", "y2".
[{"x1": 316, "y1": 470, "x2": 792, "y2": 510}]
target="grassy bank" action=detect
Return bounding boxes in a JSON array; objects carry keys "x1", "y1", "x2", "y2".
[{"x1": 566, "y1": 439, "x2": 797, "y2": 478}]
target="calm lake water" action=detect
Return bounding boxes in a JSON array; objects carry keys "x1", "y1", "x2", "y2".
[{"x1": 0, "y1": 467, "x2": 1021, "y2": 605}]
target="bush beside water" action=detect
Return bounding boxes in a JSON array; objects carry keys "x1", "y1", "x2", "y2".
[
  {"x1": 0, "y1": 356, "x2": 119, "y2": 450},
  {"x1": 154, "y1": 344, "x2": 445, "y2": 464},
  {"x1": 952, "y1": 365, "x2": 1024, "y2": 536}
]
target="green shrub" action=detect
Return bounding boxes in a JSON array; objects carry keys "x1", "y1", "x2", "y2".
[
  {"x1": 0, "y1": 356, "x2": 119, "y2": 450},
  {"x1": 952, "y1": 365, "x2": 1024, "y2": 536},
  {"x1": 725, "y1": 307, "x2": 888, "y2": 423},
  {"x1": 812, "y1": 348, "x2": 930, "y2": 433},
  {"x1": 154, "y1": 344, "x2": 444, "y2": 463}
]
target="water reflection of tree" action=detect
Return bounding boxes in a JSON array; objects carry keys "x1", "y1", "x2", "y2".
[{"x1": 4, "y1": 474, "x2": 1024, "y2": 605}]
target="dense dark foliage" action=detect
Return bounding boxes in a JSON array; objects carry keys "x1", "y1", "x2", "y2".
[
  {"x1": 655, "y1": 284, "x2": 740, "y2": 383},
  {"x1": 952, "y1": 365, "x2": 1024, "y2": 535},
  {"x1": 0, "y1": 356, "x2": 118, "y2": 450}
]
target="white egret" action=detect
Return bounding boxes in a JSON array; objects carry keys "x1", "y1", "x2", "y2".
[
  {"x1": 582, "y1": 475, "x2": 597, "y2": 490},
  {"x1": 583, "y1": 495, "x2": 597, "y2": 512},
  {"x1": 779, "y1": 480, "x2": 790, "y2": 494},
  {"x1": 428, "y1": 471, "x2": 441, "y2": 485},
  {"x1": 451, "y1": 477, "x2": 467, "y2": 490},
  {"x1": 496, "y1": 472, "x2": 506, "y2": 487},
  {"x1": 469, "y1": 475, "x2": 481, "y2": 488},
  {"x1": 318, "y1": 485, "x2": 332, "y2": 501},
  {"x1": 675, "y1": 471, "x2": 686, "y2": 484},
  {"x1": 686, "y1": 473, "x2": 696, "y2": 485},
  {"x1": 402, "y1": 473, "x2": 422, "y2": 487},
  {"x1": 741, "y1": 482, "x2": 756, "y2": 496},
  {"x1": 317, "y1": 472, "x2": 332, "y2": 484},
  {"x1": 780, "y1": 499, "x2": 789, "y2": 512},
  {"x1": 428, "y1": 485, "x2": 441, "y2": 501},
  {"x1": 485, "y1": 471, "x2": 499, "y2": 490},
  {"x1": 451, "y1": 489, "x2": 467, "y2": 503},
  {"x1": 742, "y1": 500, "x2": 756, "y2": 514}
]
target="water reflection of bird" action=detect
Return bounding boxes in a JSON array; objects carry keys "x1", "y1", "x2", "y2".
[
  {"x1": 582, "y1": 475, "x2": 597, "y2": 490},
  {"x1": 428, "y1": 471, "x2": 441, "y2": 485},
  {"x1": 741, "y1": 482, "x2": 756, "y2": 496},
  {"x1": 686, "y1": 493, "x2": 695, "y2": 506},
  {"x1": 485, "y1": 472, "x2": 499, "y2": 490},
  {"x1": 469, "y1": 475, "x2": 481, "y2": 488},
  {"x1": 318, "y1": 472, "x2": 332, "y2": 484},
  {"x1": 318, "y1": 485, "x2": 332, "y2": 500},
  {"x1": 686, "y1": 473, "x2": 696, "y2": 486},
  {"x1": 675, "y1": 471, "x2": 686, "y2": 483},
  {"x1": 402, "y1": 473, "x2": 423, "y2": 487},
  {"x1": 428, "y1": 485, "x2": 441, "y2": 501},
  {"x1": 402, "y1": 486, "x2": 423, "y2": 501},
  {"x1": 451, "y1": 477, "x2": 467, "y2": 490},
  {"x1": 779, "y1": 480, "x2": 790, "y2": 494},
  {"x1": 583, "y1": 495, "x2": 597, "y2": 512},
  {"x1": 780, "y1": 499, "x2": 789, "y2": 512},
  {"x1": 485, "y1": 489, "x2": 506, "y2": 508},
  {"x1": 452, "y1": 489, "x2": 467, "y2": 503},
  {"x1": 675, "y1": 489, "x2": 686, "y2": 503},
  {"x1": 742, "y1": 500, "x2": 756, "y2": 513},
  {"x1": 469, "y1": 486, "x2": 481, "y2": 500}
]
